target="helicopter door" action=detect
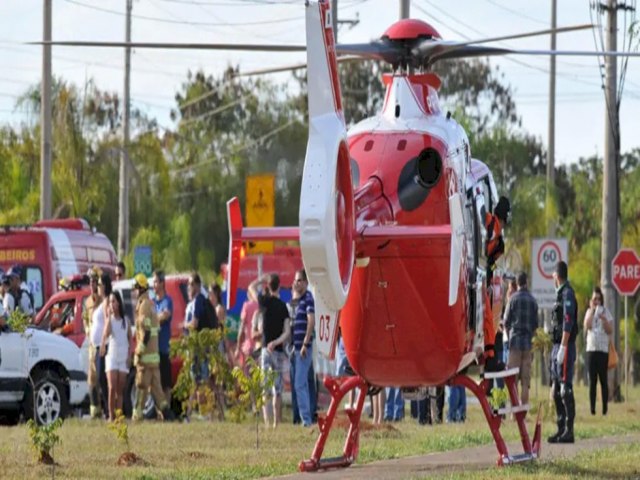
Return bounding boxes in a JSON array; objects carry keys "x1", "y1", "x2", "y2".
[{"x1": 464, "y1": 184, "x2": 478, "y2": 332}]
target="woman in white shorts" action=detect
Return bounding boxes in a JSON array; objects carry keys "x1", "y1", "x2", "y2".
[{"x1": 100, "y1": 291, "x2": 131, "y2": 421}]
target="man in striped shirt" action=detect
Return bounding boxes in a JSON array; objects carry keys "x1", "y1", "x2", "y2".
[{"x1": 292, "y1": 269, "x2": 315, "y2": 427}]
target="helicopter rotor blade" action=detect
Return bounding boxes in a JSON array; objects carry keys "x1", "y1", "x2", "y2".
[
  {"x1": 499, "y1": 49, "x2": 640, "y2": 58},
  {"x1": 449, "y1": 23, "x2": 592, "y2": 49},
  {"x1": 28, "y1": 40, "x2": 306, "y2": 52},
  {"x1": 431, "y1": 45, "x2": 640, "y2": 63},
  {"x1": 234, "y1": 56, "x2": 361, "y2": 77},
  {"x1": 413, "y1": 24, "x2": 593, "y2": 64},
  {"x1": 335, "y1": 41, "x2": 402, "y2": 63}
]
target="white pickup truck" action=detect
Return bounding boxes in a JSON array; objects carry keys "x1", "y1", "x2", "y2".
[{"x1": 0, "y1": 327, "x2": 88, "y2": 425}]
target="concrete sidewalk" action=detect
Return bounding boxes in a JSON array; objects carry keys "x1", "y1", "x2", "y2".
[{"x1": 274, "y1": 433, "x2": 640, "y2": 479}]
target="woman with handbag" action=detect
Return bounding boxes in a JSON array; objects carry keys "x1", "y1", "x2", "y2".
[{"x1": 584, "y1": 287, "x2": 614, "y2": 415}]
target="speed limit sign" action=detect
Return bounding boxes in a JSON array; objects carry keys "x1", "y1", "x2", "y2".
[
  {"x1": 531, "y1": 238, "x2": 568, "y2": 308},
  {"x1": 537, "y1": 241, "x2": 562, "y2": 280}
]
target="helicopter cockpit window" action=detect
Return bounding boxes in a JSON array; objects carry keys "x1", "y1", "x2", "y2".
[
  {"x1": 473, "y1": 183, "x2": 488, "y2": 266},
  {"x1": 481, "y1": 177, "x2": 493, "y2": 215}
]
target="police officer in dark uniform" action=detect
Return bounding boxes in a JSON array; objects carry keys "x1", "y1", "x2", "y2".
[{"x1": 548, "y1": 261, "x2": 578, "y2": 444}]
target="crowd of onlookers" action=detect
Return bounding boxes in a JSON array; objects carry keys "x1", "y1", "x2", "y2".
[{"x1": 0, "y1": 258, "x2": 619, "y2": 433}]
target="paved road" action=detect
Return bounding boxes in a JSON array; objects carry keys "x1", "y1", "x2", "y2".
[{"x1": 274, "y1": 433, "x2": 640, "y2": 479}]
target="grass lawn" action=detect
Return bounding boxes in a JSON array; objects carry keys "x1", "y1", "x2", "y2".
[
  {"x1": 1, "y1": 384, "x2": 638, "y2": 479},
  {"x1": 441, "y1": 442, "x2": 640, "y2": 479}
]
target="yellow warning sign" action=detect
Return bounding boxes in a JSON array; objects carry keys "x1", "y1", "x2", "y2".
[{"x1": 245, "y1": 174, "x2": 275, "y2": 254}]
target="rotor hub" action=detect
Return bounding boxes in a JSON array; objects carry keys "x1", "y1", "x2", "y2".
[{"x1": 382, "y1": 19, "x2": 442, "y2": 42}]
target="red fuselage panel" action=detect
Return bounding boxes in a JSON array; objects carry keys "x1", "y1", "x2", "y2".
[{"x1": 342, "y1": 131, "x2": 468, "y2": 386}]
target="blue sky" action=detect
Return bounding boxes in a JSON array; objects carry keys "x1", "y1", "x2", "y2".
[{"x1": 1, "y1": 0, "x2": 639, "y2": 164}]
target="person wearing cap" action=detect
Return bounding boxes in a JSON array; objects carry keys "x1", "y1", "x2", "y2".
[
  {"x1": 84, "y1": 266, "x2": 104, "y2": 418},
  {"x1": 480, "y1": 196, "x2": 511, "y2": 380},
  {"x1": 505, "y1": 271, "x2": 539, "y2": 407},
  {"x1": 548, "y1": 261, "x2": 578, "y2": 444},
  {"x1": 2, "y1": 265, "x2": 34, "y2": 319},
  {"x1": 132, "y1": 273, "x2": 173, "y2": 421}
]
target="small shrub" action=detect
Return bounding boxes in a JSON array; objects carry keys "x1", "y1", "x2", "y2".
[
  {"x1": 27, "y1": 418, "x2": 62, "y2": 464},
  {"x1": 107, "y1": 409, "x2": 130, "y2": 451},
  {"x1": 7, "y1": 309, "x2": 31, "y2": 334},
  {"x1": 170, "y1": 328, "x2": 232, "y2": 418},
  {"x1": 232, "y1": 358, "x2": 277, "y2": 449},
  {"x1": 488, "y1": 386, "x2": 509, "y2": 412},
  {"x1": 108, "y1": 409, "x2": 147, "y2": 466},
  {"x1": 532, "y1": 327, "x2": 552, "y2": 354}
]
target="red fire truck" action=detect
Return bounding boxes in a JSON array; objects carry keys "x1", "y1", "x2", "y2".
[{"x1": 0, "y1": 218, "x2": 116, "y2": 311}]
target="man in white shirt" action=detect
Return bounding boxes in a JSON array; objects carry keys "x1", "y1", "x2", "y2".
[{"x1": 2, "y1": 266, "x2": 34, "y2": 319}]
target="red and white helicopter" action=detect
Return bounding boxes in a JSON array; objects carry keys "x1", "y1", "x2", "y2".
[
  {"x1": 42, "y1": 0, "x2": 640, "y2": 471},
  {"x1": 227, "y1": 2, "x2": 536, "y2": 469}
]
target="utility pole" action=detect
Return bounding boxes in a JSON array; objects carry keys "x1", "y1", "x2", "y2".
[
  {"x1": 601, "y1": 0, "x2": 620, "y2": 399},
  {"x1": 118, "y1": 0, "x2": 132, "y2": 259},
  {"x1": 40, "y1": 0, "x2": 52, "y2": 220},
  {"x1": 540, "y1": 0, "x2": 558, "y2": 388},
  {"x1": 546, "y1": 0, "x2": 557, "y2": 237},
  {"x1": 330, "y1": 1, "x2": 359, "y2": 43},
  {"x1": 400, "y1": 0, "x2": 410, "y2": 19},
  {"x1": 332, "y1": 0, "x2": 338, "y2": 38}
]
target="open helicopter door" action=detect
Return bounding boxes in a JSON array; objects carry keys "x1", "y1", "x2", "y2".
[{"x1": 300, "y1": 1, "x2": 355, "y2": 360}]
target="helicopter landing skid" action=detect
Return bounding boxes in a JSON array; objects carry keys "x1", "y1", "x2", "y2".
[
  {"x1": 450, "y1": 370, "x2": 543, "y2": 466},
  {"x1": 299, "y1": 375, "x2": 368, "y2": 472}
]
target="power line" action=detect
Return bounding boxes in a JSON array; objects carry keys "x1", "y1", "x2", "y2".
[
  {"x1": 481, "y1": 0, "x2": 547, "y2": 26},
  {"x1": 415, "y1": 0, "x2": 606, "y2": 89},
  {"x1": 0, "y1": 42, "x2": 186, "y2": 79},
  {"x1": 169, "y1": 118, "x2": 297, "y2": 176},
  {"x1": 157, "y1": 0, "x2": 299, "y2": 6},
  {"x1": 156, "y1": 0, "x2": 365, "y2": 6},
  {"x1": 178, "y1": 94, "x2": 251, "y2": 126},
  {"x1": 63, "y1": 0, "x2": 302, "y2": 27}
]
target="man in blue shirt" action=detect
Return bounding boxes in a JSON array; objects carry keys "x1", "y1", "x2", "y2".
[
  {"x1": 292, "y1": 269, "x2": 315, "y2": 427},
  {"x1": 153, "y1": 270, "x2": 174, "y2": 404},
  {"x1": 181, "y1": 272, "x2": 209, "y2": 419}
]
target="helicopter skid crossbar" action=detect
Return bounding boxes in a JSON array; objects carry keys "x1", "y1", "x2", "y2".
[
  {"x1": 450, "y1": 371, "x2": 542, "y2": 466},
  {"x1": 299, "y1": 375, "x2": 368, "y2": 472}
]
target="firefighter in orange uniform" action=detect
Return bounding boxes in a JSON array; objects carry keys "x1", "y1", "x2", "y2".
[
  {"x1": 132, "y1": 273, "x2": 173, "y2": 421},
  {"x1": 483, "y1": 196, "x2": 510, "y2": 372},
  {"x1": 485, "y1": 196, "x2": 511, "y2": 289}
]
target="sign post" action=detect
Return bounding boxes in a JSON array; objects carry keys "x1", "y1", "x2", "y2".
[
  {"x1": 531, "y1": 238, "x2": 568, "y2": 387},
  {"x1": 245, "y1": 174, "x2": 275, "y2": 255},
  {"x1": 531, "y1": 238, "x2": 568, "y2": 309},
  {"x1": 133, "y1": 245, "x2": 153, "y2": 277},
  {"x1": 611, "y1": 248, "x2": 640, "y2": 402}
]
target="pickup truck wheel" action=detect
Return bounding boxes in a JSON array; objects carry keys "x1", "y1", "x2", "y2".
[{"x1": 25, "y1": 371, "x2": 69, "y2": 425}]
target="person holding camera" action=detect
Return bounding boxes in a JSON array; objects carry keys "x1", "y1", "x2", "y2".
[{"x1": 584, "y1": 286, "x2": 613, "y2": 416}]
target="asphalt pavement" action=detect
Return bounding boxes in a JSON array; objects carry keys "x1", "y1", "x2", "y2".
[{"x1": 273, "y1": 433, "x2": 640, "y2": 479}]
